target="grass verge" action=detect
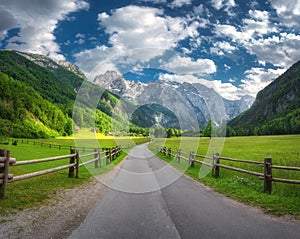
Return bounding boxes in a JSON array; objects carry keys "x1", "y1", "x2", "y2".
[
  {"x1": 149, "y1": 135, "x2": 300, "y2": 219},
  {"x1": 0, "y1": 137, "x2": 134, "y2": 215}
]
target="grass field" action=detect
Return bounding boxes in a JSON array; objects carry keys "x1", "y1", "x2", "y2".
[
  {"x1": 149, "y1": 135, "x2": 300, "y2": 218},
  {"x1": 0, "y1": 136, "x2": 149, "y2": 214}
]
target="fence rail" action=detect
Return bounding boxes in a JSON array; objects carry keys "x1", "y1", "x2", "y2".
[
  {"x1": 0, "y1": 146, "x2": 122, "y2": 199},
  {"x1": 158, "y1": 146, "x2": 300, "y2": 194}
]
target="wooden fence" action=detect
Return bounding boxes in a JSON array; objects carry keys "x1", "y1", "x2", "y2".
[
  {"x1": 0, "y1": 146, "x2": 122, "y2": 199},
  {"x1": 158, "y1": 147, "x2": 300, "y2": 194},
  {"x1": 8, "y1": 139, "x2": 96, "y2": 152}
]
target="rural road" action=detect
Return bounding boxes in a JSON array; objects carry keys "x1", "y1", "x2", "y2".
[{"x1": 69, "y1": 143, "x2": 300, "y2": 239}]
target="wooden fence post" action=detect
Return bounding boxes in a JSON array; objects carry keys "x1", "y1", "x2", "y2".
[
  {"x1": 213, "y1": 153, "x2": 220, "y2": 178},
  {"x1": 264, "y1": 157, "x2": 272, "y2": 194},
  {"x1": 167, "y1": 148, "x2": 171, "y2": 158},
  {"x1": 163, "y1": 147, "x2": 166, "y2": 156},
  {"x1": 189, "y1": 151, "x2": 195, "y2": 167},
  {"x1": 109, "y1": 148, "x2": 112, "y2": 163},
  {"x1": 117, "y1": 146, "x2": 120, "y2": 157},
  {"x1": 111, "y1": 147, "x2": 115, "y2": 161},
  {"x1": 0, "y1": 149, "x2": 10, "y2": 199},
  {"x1": 94, "y1": 149, "x2": 99, "y2": 168},
  {"x1": 177, "y1": 149, "x2": 181, "y2": 163},
  {"x1": 98, "y1": 149, "x2": 102, "y2": 168},
  {"x1": 69, "y1": 149, "x2": 76, "y2": 178},
  {"x1": 75, "y1": 150, "x2": 79, "y2": 178},
  {"x1": 106, "y1": 148, "x2": 109, "y2": 165}
]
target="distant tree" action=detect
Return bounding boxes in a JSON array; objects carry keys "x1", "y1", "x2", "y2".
[{"x1": 202, "y1": 120, "x2": 212, "y2": 137}]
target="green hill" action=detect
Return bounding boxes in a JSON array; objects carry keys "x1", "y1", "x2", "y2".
[
  {"x1": 0, "y1": 72, "x2": 72, "y2": 138},
  {"x1": 228, "y1": 60, "x2": 300, "y2": 136},
  {"x1": 0, "y1": 50, "x2": 83, "y2": 116},
  {"x1": 0, "y1": 50, "x2": 145, "y2": 138}
]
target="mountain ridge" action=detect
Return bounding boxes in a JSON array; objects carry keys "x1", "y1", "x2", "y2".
[
  {"x1": 93, "y1": 70, "x2": 255, "y2": 129},
  {"x1": 0, "y1": 50, "x2": 146, "y2": 138},
  {"x1": 228, "y1": 60, "x2": 300, "y2": 135}
]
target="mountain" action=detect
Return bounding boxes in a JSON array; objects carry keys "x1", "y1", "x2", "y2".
[
  {"x1": 93, "y1": 71, "x2": 255, "y2": 129},
  {"x1": 0, "y1": 72, "x2": 72, "y2": 138},
  {"x1": 57, "y1": 61, "x2": 87, "y2": 80},
  {"x1": 0, "y1": 50, "x2": 146, "y2": 138},
  {"x1": 0, "y1": 50, "x2": 83, "y2": 116},
  {"x1": 228, "y1": 60, "x2": 300, "y2": 135}
]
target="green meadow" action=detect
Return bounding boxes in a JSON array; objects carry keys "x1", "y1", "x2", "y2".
[
  {"x1": 149, "y1": 135, "x2": 300, "y2": 218},
  {"x1": 0, "y1": 137, "x2": 149, "y2": 214}
]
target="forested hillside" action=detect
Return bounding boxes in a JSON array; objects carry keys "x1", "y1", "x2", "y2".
[
  {"x1": 0, "y1": 50, "x2": 146, "y2": 138},
  {"x1": 0, "y1": 50, "x2": 83, "y2": 116},
  {"x1": 228, "y1": 60, "x2": 300, "y2": 136},
  {"x1": 0, "y1": 72, "x2": 72, "y2": 138}
]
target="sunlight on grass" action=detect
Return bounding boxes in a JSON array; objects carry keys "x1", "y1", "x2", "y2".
[{"x1": 150, "y1": 135, "x2": 300, "y2": 218}]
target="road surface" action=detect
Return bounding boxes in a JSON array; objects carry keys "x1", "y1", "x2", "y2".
[{"x1": 69, "y1": 143, "x2": 300, "y2": 239}]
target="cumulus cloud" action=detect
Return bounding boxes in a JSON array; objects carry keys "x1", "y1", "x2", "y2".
[
  {"x1": 170, "y1": 0, "x2": 192, "y2": 8},
  {"x1": 240, "y1": 67, "x2": 286, "y2": 96},
  {"x1": 161, "y1": 55, "x2": 216, "y2": 75},
  {"x1": 0, "y1": 0, "x2": 89, "y2": 61},
  {"x1": 75, "y1": 33, "x2": 85, "y2": 45},
  {"x1": 211, "y1": 0, "x2": 236, "y2": 16},
  {"x1": 210, "y1": 41, "x2": 236, "y2": 55},
  {"x1": 98, "y1": 5, "x2": 198, "y2": 55},
  {"x1": 76, "y1": 5, "x2": 200, "y2": 78},
  {"x1": 215, "y1": 10, "x2": 276, "y2": 42},
  {"x1": 209, "y1": 4, "x2": 300, "y2": 99},
  {"x1": 159, "y1": 64, "x2": 286, "y2": 100},
  {"x1": 270, "y1": 0, "x2": 300, "y2": 28},
  {"x1": 214, "y1": 9, "x2": 300, "y2": 69},
  {"x1": 159, "y1": 73, "x2": 243, "y2": 100},
  {"x1": 244, "y1": 33, "x2": 300, "y2": 69}
]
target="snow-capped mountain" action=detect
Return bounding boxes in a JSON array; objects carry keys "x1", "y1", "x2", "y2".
[{"x1": 93, "y1": 71, "x2": 255, "y2": 129}]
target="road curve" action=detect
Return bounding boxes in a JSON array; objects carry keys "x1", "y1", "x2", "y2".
[{"x1": 69, "y1": 143, "x2": 300, "y2": 239}]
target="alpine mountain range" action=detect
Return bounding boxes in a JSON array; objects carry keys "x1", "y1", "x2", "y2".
[{"x1": 93, "y1": 71, "x2": 255, "y2": 129}]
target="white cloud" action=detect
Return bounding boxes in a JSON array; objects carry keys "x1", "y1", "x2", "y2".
[
  {"x1": 215, "y1": 24, "x2": 246, "y2": 42},
  {"x1": 240, "y1": 67, "x2": 286, "y2": 97},
  {"x1": 214, "y1": 9, "x2": 300, "y2": 70},
  {"x1": 77, "y1": 5, "x2": 200, "y2": 78},
  {"x1": 270, "y1": 0, "x2": 300, "y2": 28},
  {"x1": 159, "y1": 73, "x2": 243, "y2": 100},
  {"x1": 75, "y1": 33, "x2": 85, "y2": 44},
  {"x1": 210, "y1": 41, "x2": 236, "y2": 55},
  {"x1": 170, "y1": 0, "x2": 192, "y2": 8},
  {"x1": 245, "y1": 33, "x2": 300, "y2": 69},
  {"x1": 98, "y1": 5, "x2": 198, "y2": 56},
  {"x1": 212, "y1": 0, "x2": 223, "y2": 10},
  {"x1": 224, "y1": 64, "x2": 231, "y2": 70},
  {"x1": 211, "y1": 0, "x2": 236, "y2": 15},
  {"x1": 248, "y1": 9, "x2": 269, "y2": 21},
  {"x1": 215, "y1": 10, "x2": 276, "y2": 42},
  {"x1": 161, "y1": 55, "x2": 216, "y2": 75},
  {"x1": 198, "y1": 79, "x2": 242, "y2": 100},
  {"x1": 0, "y1": 0, "x2": 89, "y2": 61},
  {"x1": 159, "y1": 64, "x2": 287, "y2": 100}
]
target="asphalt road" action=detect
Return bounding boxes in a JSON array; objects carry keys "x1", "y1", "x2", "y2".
[{"x1": 69, "y1": 143, "x2": 300, "y2": 239}]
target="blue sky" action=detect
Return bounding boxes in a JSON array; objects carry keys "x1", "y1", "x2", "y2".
[{"x1": 0, "y1": 0, "x2": 300, "y2": 100}]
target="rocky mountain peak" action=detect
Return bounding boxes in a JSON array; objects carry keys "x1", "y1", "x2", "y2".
[
  {"x1": 57, "y1": 61, "x2": 86, "y2": 79},
  {"x1": 92, "y1": 70, "x2": 255, "y2": 128}
]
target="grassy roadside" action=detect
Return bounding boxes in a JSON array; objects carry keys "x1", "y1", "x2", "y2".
[
  {"x1": 149, "y1": 135, "x2": 300, "y2": 219},
  {"x1": 0, "y1": 137, "x2": 148, "y2": 215}
]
